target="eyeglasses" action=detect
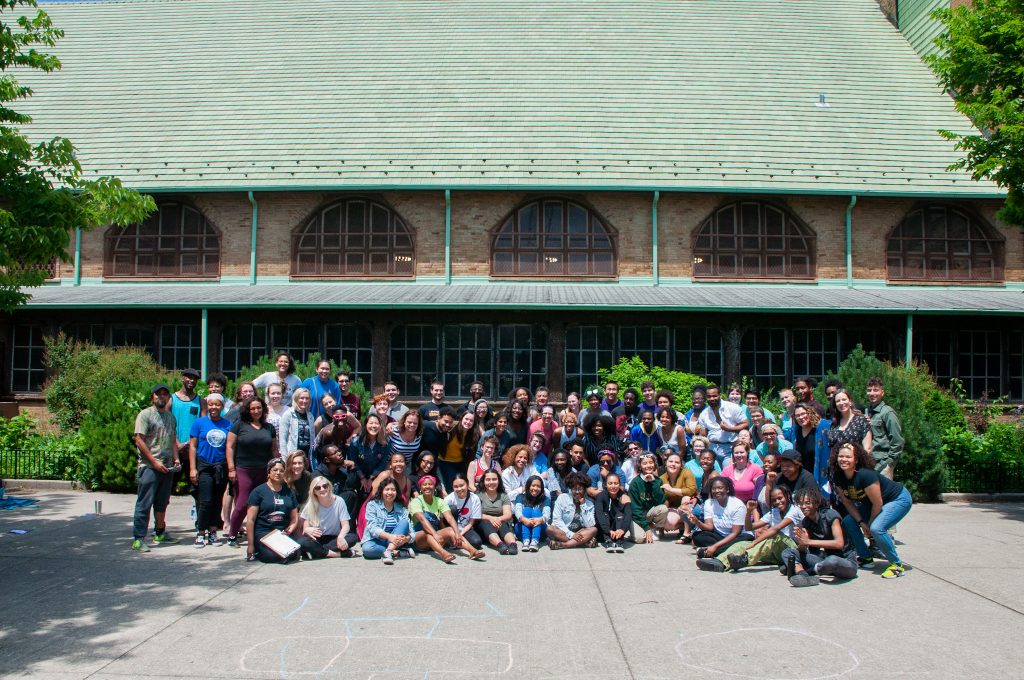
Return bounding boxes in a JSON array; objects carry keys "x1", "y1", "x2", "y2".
[
  {"x1": 600, "y1": 459, "x2": 613, "y2": 465},
  {"x1": 314, "y1": 484, "x2": 330, "y2": 491}
]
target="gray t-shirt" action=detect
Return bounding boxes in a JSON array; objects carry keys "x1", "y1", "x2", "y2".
[
  {"x1": 134, "y1": 406, "x2": 177, "y2": 469},
  {"x1": 300, "y1": 496, "x2": 350, "y2": 536},
  {"x1": 477, "y1": 491, "x2": 510, "y2": 517}
]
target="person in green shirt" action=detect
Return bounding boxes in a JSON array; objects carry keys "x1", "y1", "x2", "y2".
[
  {"x1": 408, "y1": 475, "x2": 483, "y2": 562},
  {"x1": 627, "y1": 453, "x2": 668, "y2": 543},
  {"x1": 865, "y1": 377, "x2": 904, "y2": 479}
]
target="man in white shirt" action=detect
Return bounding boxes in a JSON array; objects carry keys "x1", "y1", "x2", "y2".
[{"x1": 697, "y1": 385, "x2": 749, "y2": 466}]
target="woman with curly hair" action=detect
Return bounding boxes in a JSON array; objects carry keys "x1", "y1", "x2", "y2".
[{"x1": 830, "y1": 442, "x2": 912, "y2": 579}]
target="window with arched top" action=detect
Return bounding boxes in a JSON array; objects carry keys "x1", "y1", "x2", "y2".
[
  {"x1": 105, "y1": 202, "x2": 220, "y2": 278},
  {"x1": 491, "y1": 199, "x2": 616, "y2": 277},
  {"x1": 886, "y1": 205, "x2": 1004, "y2": 282},
  {"x1": 692, "y1": 201, "x2": 816, "y2": 279},
  {"x1": 292, "y1": 198, "x2": 415, "y2": 277}
]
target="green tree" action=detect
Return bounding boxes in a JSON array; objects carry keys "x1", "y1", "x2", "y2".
[
  {"x1": 926, "y1": 0, "x2": 1024, "y2": 226},
  {"x1": 0, "y1": 0, "x2": 154, "y2": 311}
]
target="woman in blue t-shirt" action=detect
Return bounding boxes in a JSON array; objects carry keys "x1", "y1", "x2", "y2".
[{"x1": 188, "y1": 392, "x2": 232, "y2": 548}]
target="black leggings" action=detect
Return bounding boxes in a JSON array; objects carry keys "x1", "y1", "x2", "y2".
[
  {"x1": 296, "y1": 532, "x2": 359, "y2": 559},
  {"x1": 196, "y1": 461, "x2": 227, "y2": 532},
  {"x1": 477, "y1": 518, "x2": 513, "y2": 542},
  {"x1": 693, "y1": 529, "x2": 750, "y2": 551},
  {"x1": 461, "y1": 525, "x2": 484, "y2": 549}
]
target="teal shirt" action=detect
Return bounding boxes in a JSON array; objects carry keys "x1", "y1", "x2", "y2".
[{"x1": 171, "y1": 393, "x2": 202, "y2": 445}]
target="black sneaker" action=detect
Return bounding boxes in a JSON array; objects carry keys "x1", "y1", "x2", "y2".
[
  {"x1": 226, "y1": 536, "x2": 240, "y2": 549},
  {"x1": 858, "y1": 556, "x2": 876, "y2": 569},
  {"x1": 614, "y1": 541, "x2": 625, "y2": 553},
  {"x1": 604, "y1": 540, "x2": 615, "y2": 553},
  {"x1": 789, "y1": 572, "x2": 820, "y2": 587},
  {"x1": 507, "y1": 542, "x2": 518, "y2": 555},
  {"x1": 193, "y1": 533, "x2": 205, "y2": 549},
  {"x1": 696, "y1": 558, "x2": 726, "y2": 573},
  {"x1": 498, "y1": 543, "x2": 510, "y2": 555},
  {"x1": 696, "y1": 547, "x2": 708, "y2": 559},
  {"x1": 785, "y1": 554, "x2": 797, "y2": 578},
  {"x1": 727, "y1": 553, "x2": 749, "y2": 572}
]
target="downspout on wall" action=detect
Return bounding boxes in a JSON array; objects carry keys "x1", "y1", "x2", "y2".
[
  {"x1": 73, "y1": 228, "x2": 82, "y2": 286},
  {"x1": 652, "y1": 191, "x2": 660, "y2": 286},
  {"x1": 444, "y1": 190, "x2": 452, "y2": 285},
  {"x1": 845, "y1": 195, "x2": 857, "y2": 288},
  {"x1": 248, "y1": 191, "x2": 258, "y2": 285}
]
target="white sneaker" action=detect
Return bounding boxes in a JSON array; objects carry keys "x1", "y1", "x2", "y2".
[
  {"x1": 382, "y1": 550, "x2": 394, "y2": 565},
  {"x1": 194, "y1": 533, "x2": 205, "y2": 549},
  {"x1": 403, "y1": 548, "x2": 416, "y2": 559}
]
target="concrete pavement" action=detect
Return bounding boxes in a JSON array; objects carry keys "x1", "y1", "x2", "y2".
[{"x1": 0, "y1": 489, "x2": 1022, "y2": 679}]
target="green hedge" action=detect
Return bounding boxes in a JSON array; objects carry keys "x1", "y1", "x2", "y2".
[{"x1": 597, "y1": 356, "x2": 708, "y2": 412}]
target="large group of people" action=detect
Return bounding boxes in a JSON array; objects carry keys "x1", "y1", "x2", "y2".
[{"x1": 131, "y1": 354, "x2": 911, "y2": 585}]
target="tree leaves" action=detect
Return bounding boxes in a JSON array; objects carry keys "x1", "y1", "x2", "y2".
[
  {"x1": 0, "y1": 0, "x2": 154, "y2": 312},
  {"x1": 927, "y1": 0, "x2": 1024, "y2": 226}
]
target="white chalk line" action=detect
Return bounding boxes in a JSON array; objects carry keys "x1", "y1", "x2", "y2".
[
  {"x1": 675, "y1": 626, "x2": 859, "y2": 680},
  {"x1": 241, "y1": 635, "x2": 513, "y2": 678}
]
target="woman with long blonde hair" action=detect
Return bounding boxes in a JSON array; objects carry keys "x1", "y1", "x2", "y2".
[{"x1": 296, "y1": 475, "x2": 358, "y2": 559}]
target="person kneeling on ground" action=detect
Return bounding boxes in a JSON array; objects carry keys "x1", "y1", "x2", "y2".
[
  {"x1": 549, "y1": 471, "x2": 598, "y2": 549},
  {"x1": 781, "y1": 486, "x2": 859, "y2": 587},
  {"x1": 245, "y1": 457, "x2": 299, "y2": 564},
  {"x1": 296, "y1": 475, "x2": 358, "y2": 559},
  {"x1": 361, "y1": 477, "x2": 415, "y2": 564}
]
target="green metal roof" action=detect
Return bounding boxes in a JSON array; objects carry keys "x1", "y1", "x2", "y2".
[
  {"x1": 899, "y1": 0, "x2": 949, "y2": 58},
  {"x1": 20, "y1": 0, "x2": 1000, "y2": 196}
]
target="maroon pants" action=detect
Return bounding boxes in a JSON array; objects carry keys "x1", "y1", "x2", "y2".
[{"x1": 229, "y1": 466, "x2": 267, "y2": 537}]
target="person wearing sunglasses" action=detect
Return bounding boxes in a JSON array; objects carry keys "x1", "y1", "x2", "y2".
[{"x1": 296, "y1": 475, "x2": 358, "y2": 559}]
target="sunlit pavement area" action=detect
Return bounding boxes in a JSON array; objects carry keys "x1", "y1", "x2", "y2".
[{"x1": 1, "y1": 488, "x2": 1022, "y2": 680}]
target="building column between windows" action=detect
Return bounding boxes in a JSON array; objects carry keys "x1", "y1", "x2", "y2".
[
  {"x1": 371, "y1": 319, "x2": 390, "y2": 391},
  {"x1": 206, "y1": 314, "x2": 223, "y2": 378},
  {"x1": 547, "y1": 320, "x2": 566, "y2": 401},
  {"x1": 723, "y1": 324, "x2": 743, "y2": 387}
]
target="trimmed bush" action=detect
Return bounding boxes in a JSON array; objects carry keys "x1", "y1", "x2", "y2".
[
  {"x1": 829, "y1": 346, "x2": 947, "y2": 501},
  {"x1": 597, "y1": 357, "x2": 708, "y2": 412},
  {"x1": 233, "y1": 352, "x2": 369, "y2": 418}
]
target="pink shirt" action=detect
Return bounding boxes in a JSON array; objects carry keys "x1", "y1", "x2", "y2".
[{"x1": 722, "y1": 463, "x2": 764, "y2": 502}]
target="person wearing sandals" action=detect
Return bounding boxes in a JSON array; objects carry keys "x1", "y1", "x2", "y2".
[
  {"x1": 831, "y1": 442, "x2": 912, "y2": 578},
  {"x1": 514, "y1": 475, "x2": 551, "y2": 552},
  {"x1": 594, "y1": 472, "x2": 631, "y2": 553},
  {"x1": 296, "y1": 475, "x2": 358, "y2": 559},
  {"x1": 549, "y1": 471, "x2": 598, "y2": 549},
  {"x1": 782, "y1": 486, "x2": 859, "y2": 587},
  {"x1": 476, "y1": 469, "x2": 518, "y2": 554},
  {"x1": 408, "y1": 475, "x2": 483, "y2": 563},
  {"x1": 361, "y1": 477, "x2": 415, "y2": 564},
  {"x1": 444, "y1": 473, "x2": 486, "y2": 551}
]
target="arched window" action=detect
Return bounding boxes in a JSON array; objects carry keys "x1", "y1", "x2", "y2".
[
  {"x1": 292, "y1": 198, "x2": 414, "y2": 277},
  {"x1": 491, "y1": 199, "x2": 616, "y2": 277},
  {"x1": 886, "y1": 205, "x2": 1004, "y2": 282},
  {"x1": 105, "y1": 202, "x2": 220, "y2": 278},
  {"x1": 692, "y1": 201, "x2": 815, "y2": 279}
]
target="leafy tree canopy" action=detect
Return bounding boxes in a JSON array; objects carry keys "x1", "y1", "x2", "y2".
[
  {"x1": 927, "y1": 0, "x2": 1024, "y2": 226},
  {"x1": 0, "y1": 0, "x2": 154, "y2": 311}
]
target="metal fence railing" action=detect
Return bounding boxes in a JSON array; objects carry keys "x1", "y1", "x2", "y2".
[
  {"x1": 944, "y1": 459, "x2": 1024, "y2": 494},
  {"x1": 0, "y1": 448, "x2": 80, "y2": 481}
]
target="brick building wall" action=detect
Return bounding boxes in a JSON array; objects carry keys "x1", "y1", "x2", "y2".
[{"x1": 64, "y1": 190, "x2": 1022, "y2": 284}]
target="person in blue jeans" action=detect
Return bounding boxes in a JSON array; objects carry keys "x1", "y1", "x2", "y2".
[
  {"x1": 514, "y1": 475, "x2": 551, "y2": 551},
  {"x1": 361, "y1": 477, "x2": 415, "y2": 564},
  {"x1": 830, "y1": 442, "x2": 912, "y2": 578}
]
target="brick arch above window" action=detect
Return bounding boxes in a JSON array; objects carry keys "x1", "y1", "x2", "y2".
[
  {"x1": 292, "y1": 197, "x2": 415, "y2": 277},
  {"x1": 104, "y1": 201, "x2": 220, "y2": 278},
  {"x1": 692, "y1": 200, "x2": 816, "y2": 280},
  {"x1": 886, "y1": 204, "x2": 1005, "y2": 283},
  {"x1": 491, "y1": 198, "x2": 617, "y2": 278}
]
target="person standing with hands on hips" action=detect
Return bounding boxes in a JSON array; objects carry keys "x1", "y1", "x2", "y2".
[{"x1": 131, "y1": 384, "x2": 180, "y2": 552}]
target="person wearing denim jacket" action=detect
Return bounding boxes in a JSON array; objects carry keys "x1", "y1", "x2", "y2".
[
  {"x1": 811, "y1": 420, "x2": 833, "y2": 489},
  {"x1": 361, "y1": 484, "x2": 415, "y2": 561},
  {"x1": 549, "y1": 471, "x2": 597, "y2": 548}
]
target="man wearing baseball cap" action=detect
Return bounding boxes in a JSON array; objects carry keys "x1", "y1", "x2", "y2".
[
  {"x1": 131, "y1": 384, "x2": 180, "y2": 552},
  {"x1": 769, "y1": 449, "x2": 819, "y2": 501}
]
